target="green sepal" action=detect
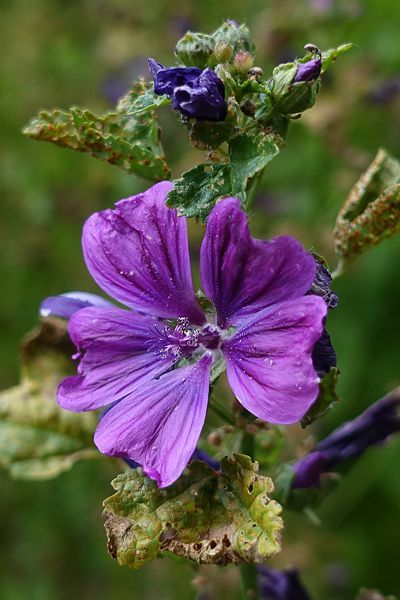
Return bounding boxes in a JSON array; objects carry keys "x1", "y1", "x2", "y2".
[
  {"x1": 103, "y1": 454, "x2": 283, "y2": 569},
  {"x1": 175, "y1": 31, "x2": 214, "y2": 68},
  {"x1": 0, "y1": 318, "x2": 98, "y2": 480},
  {"x1": 268, "y1": 62, "x2": 320, "y2": 115},
  {"x1": 23, "y1": 81, "x2": 170, "y2": 181},
  {"x1": 301, "y1": 367, "x2": 340, "y2": 428},
  {"x1": 334, "y1": 148, "x2": 400, "y2": 276},
  {"x1": 212, "y1": 21, "x2": 255, "y2": 54},
  {"x1": 321, "y1": 43, "x2": 353, "y2": 73}
]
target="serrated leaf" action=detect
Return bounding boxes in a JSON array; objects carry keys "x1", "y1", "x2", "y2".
[
  {"x1": 334, "y1": 148, "x2": 400, "y2": 275},
  {"x1": 167, "y1": 163, "x2": 230, "y2": 221},
  {"x1": 23, "y1": 81, "x2": 170, "y2": 181},
  {"x1": 229, "y1": 133, "x2": 280, "y2": 202},
  {"x1": 103, "y1": 454, "x2": 283, "y2": 569},
  {"x1": 126, "y1": 88, "x2": 170, "y2": 115},
  {"x1": 301, "y1": 367, "x2": 340, "y2": 428},
  {"x1": 0, "y1": 318, "x2": 98, "y2": 480}
]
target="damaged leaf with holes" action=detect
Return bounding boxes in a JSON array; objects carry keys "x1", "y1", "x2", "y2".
[
  {"x1": 103, "y1": 454, "x2": 283, "y2": 569},
  {"x1": 334, "y1": 148, "x2": 400, "y2": 275},
  {"x1": 0, "y1": 318, "x2": 98, "y2": 479},
  {"x1": 23, "y1": 81, "x2": 170, "y2": 181}
]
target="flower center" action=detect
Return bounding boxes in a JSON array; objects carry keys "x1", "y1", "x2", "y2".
[{"x1": 157, "y1": 317, "x2": 220, "y2": 360}]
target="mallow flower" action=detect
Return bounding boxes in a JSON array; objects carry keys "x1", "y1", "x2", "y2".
[
  {"x1": 47, "y1": 181, "x2": 327, "y2": 487},
  {"x1": 292, "y1": 389, "x2": 400, "y2": 489},
  {"x1": 148, "y1": 58, "x2": 227, "y2": 121}
]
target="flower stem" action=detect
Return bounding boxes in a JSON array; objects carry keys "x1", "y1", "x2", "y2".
[
  {"x1": 240, "y1": 563, "x2": 260, "y2": 599},
  {"x1": 244, "y1": 168, "x2": 265, "y2": 213}
]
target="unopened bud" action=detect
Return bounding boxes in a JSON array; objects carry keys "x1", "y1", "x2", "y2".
[
  {"x1": 233, "y1": 51, "x2": 254, "y2": 74},
  {"x1": 214, "y1": 41, "x2": 234, "y2": 63},
  {"x1": 175, "y1": 32, "x2": 214, "y2": 69}
]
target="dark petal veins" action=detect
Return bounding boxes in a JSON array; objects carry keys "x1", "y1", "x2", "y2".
[
  {"x1": 201, "y1": 198, "x2": 317, "y2": 328},
  {"x1": 94, "y1": 354, "x2": 212, "y2": 487},
  {"x1": 222, "y1": 296, "x2": 326, "y2": 424},
  {"x1": 82, "y1": 181, "x2": 204, "y2": 324}
]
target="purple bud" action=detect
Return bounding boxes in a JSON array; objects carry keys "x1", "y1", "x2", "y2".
[
  {"x1": 293, "y1": 56, "x2": 322, "y2": 83},
  {"x1": 191, "y1": 448, "x2": 220, "y2": 470},
  {"x1": 257, "y1": 565, "x2": 312, "y2": 600},
  {"x1": 149, "y1": 59, "x2": 227, "y2": 121},
  {"x1": 292, "y1": 390, "x2": 400, "y2": 489},
  {"x1": 292, "y1": 451, "x2": 327, "y2": 489}
]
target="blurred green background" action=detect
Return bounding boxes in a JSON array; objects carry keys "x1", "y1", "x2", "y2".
[{"x1": 1, "y1": 0, "x2": 400, "y2": 598}]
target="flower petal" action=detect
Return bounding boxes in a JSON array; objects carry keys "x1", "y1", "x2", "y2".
[
  {"x1": 58, "y1": 306, "x2": 173, "y2": 411},
  {"x1": 40, "y1": 292, "x2": 113, "y2": 320},
  {"x1": 82, "y1": 181, "x2": 204, "y2": 324},
  {"x1": 94, "y1": 353, "x2": 212, "y2": 488},
  {"x1": 222, "y1": 296, "x2": 327, "y2": 424},
  {"x1": 200, "y1": 198, "x2": 316, "y2": 328}
]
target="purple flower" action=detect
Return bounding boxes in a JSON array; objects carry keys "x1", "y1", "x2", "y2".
[
  {"x1": 55, "y1": 181, "x2": 326, "y2": 487},
  {"x1": 293, "y1": 56, "x2": 322, "y2": 83},
  {"x1": 148, "y1": 59, "x2": 227, "y2": 121},
  {"x1": 293, "y1": 389, "x2": 400, "y2": 488},
  {"x1": 258, "y1": 565, "x2": 312, "y2": 600}
]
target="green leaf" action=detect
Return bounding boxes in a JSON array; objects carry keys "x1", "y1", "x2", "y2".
[
  {"x1": 126, "y1": 88, "x2": 170, "y2": 115},
  {"x1": 229, "y1": 132, "x2": 280, "y2": 202},
  {"x1": 301, "y1": 367, "x2": 340, "y2": 428},
  {"x1": 0, "y1": 318, "x2": 98, "y2": 480},
  {"x1": 103, "y1": 454, "x2": 283, "y2": 569},
  {"x1": 334, "y1": 148, "x2": 400, "y2": 275},
  {"x1": 167, "y1": 163, "x2": 230, "y2": 221},
  {"x1": 23, "y1": 81, "x2": 170, "y2": 181}
]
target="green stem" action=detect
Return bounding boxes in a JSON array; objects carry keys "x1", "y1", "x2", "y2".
[
  {"x1": 244, "y1": 168, "x2": 265, "y2": 212},
  {"x1": 208, "y1": 396, "x2": 235, "y2": 426},
  {"x1": 239, "y1": 431, "x2": 259, "y2": 600},
  {"x1": 240, "y1": 563, "x2": 260, "y2": 600}
]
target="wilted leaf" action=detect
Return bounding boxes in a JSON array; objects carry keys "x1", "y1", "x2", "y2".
[
  {"x1": 301, "y1": 367, "x2": 340, "y2": 428},
  {"x1": 167, "y1": 163, "x2": 230, "y2": 221},
  {"x1": 0, "y1": 318, "x2": 98, "y2": 479},
  {"x1": 23, "y1": 81, "x2": 170, "y2": 181},
  {"x1": 103, "y1": 454, "x2": 283, "y2": 569},
  {"x1": 334, "y1": 148, "x2": 400, "y2": 275}
]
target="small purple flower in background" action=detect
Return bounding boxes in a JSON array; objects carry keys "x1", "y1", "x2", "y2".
[
  {"x1": 257, "y1": 565, "x2": 312, "y2": 600},
  {"x1": 47, "y1": 181, "x2": 327, "y2": 487},
  {"x1": 40, "y1": 292, "x2": 113, "y2": 320},
  {"x1": 148, "y1": 59, "x2": 227, "y2": 121},
  {"x1": 292, "y1": 389, "x2": 400, "y2": 488}
]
